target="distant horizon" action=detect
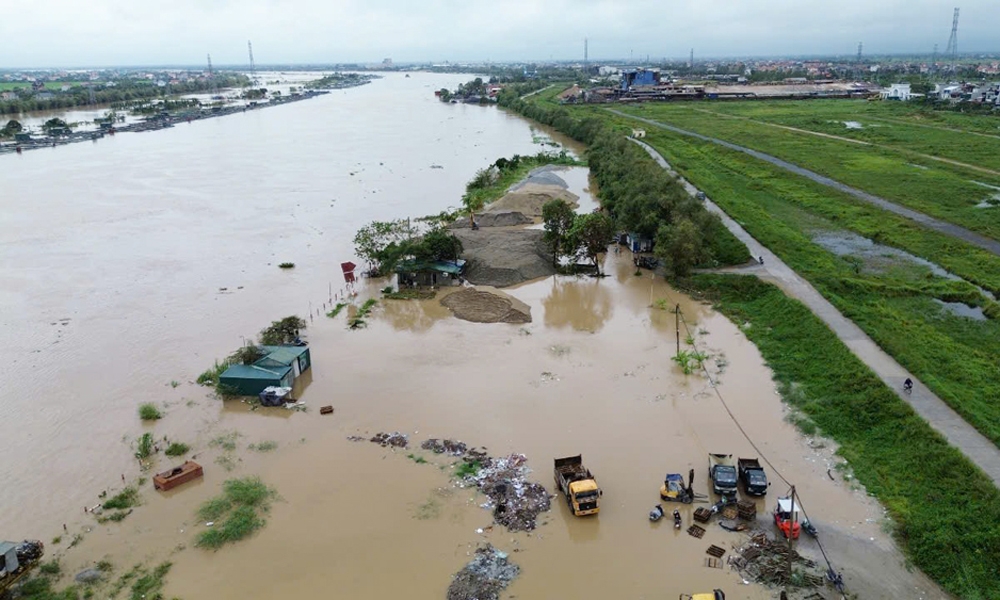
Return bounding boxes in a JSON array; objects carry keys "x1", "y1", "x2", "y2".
[{"x1": 3, "y1": 50, "x2": 1000, "y2": 73}]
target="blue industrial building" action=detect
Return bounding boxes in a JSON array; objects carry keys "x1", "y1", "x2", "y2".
[{"x1": 621, "y1": 69, "x2": 661, "y2": 91}]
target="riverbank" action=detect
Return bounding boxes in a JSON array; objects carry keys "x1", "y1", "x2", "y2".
[
  {"x1": 0, "y1": 90, "x2": 331, "y2": 156},
  {"x1": 1, "y1": 73, "x2": 951, "y2": 600}
]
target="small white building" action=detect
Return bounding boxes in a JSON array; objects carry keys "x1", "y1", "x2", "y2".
[{"x1": 880, "y1": 83, "x2": 914, "y2": 101}]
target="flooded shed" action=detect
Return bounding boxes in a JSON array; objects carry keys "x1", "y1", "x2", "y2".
[
  {"x1": 218, "y1": 364, "x2": 293, "y2": 396},
  {"x1": 396, "y1": 259, "x2": 466, "y2": 288},
  {"x1": 256, "y1": 345, "x2": 311, "y2": 377}
]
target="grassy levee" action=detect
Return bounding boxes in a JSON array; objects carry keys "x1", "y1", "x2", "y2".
[
  {"x1": 679, "y1": 99, "x2": 1000, "y2": 170},
  {"x1": 624, "y1": 123, "x2": 1000, "y2": 446},
  {"x1": 617, "y1": 104, "x2": 1000, "y2": 240},
  {"x1": 677, "y1": 273, "x2": 1000, "y2": 600}
]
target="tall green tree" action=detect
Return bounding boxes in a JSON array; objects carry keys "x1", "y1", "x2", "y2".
[
  {"x1": 542, "y1": 199, "x2": 576, "y2": 266},
  {"x1": 568, "y1": 212, "x2": 615, "y2": 275},
  {"x1": 2, "y1": 119, "x2": 23, "y2": 136},
  {"x1": 655, "y1": 218, "x2": 706, "y2": 277},
  {"x1": 353, "y1": 219, "x2": 412, "y2": 275}
]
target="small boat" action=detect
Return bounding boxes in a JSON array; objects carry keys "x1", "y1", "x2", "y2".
[{"x1": 153, "y1": 461, "x2": 204, "y2": 491}]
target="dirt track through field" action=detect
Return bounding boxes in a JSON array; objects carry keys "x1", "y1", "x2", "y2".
[
  {"x1": 610, "y1": 109, "x2": 1000, "y2": 258},
  {"x1": 631, "y1": 137, "x2": 1000, "y2": 488}
]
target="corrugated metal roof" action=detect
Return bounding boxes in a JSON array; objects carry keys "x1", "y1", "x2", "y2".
[
  {"x1": 219, "y1": 364, "x2": 291, "y2": 380},
  {"x1": 395, "y1": 259, "x2": 466, "y2": 275},
  {"x1": 259, "y1": 345, "x2": 308, "y2": 363},
  {"x1": 0, "y1": 541, "x2": 18, "y2": 554}
]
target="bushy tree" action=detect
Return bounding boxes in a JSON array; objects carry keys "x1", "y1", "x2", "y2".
[
  {"x1": 568, "y1": 212, "x2": 615, "y2": 275},
  {"x1": 259, "y1": 316, "x2": 307, "y2": 346},
  {"x1": 353, "y1": 219, "x2": 412, "y2": 275},
  {"x1": 410, "y1": 228, "x2": 463, "y2": 262},
  {"x1": 542, "y1": 199, "x2": 576, "y2": 266},
  {"x1": 655, "y1": 218, "x2": 707, "y2": 277}
]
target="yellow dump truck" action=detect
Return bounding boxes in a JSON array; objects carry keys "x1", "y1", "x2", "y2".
[{"x1": 554, "y1": 455, "x2": 601, "y2": 516}]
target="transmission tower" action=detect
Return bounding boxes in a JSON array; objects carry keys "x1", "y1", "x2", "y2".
[
  {"x1": 247, "y1": 40, "x2": 258, "y2": 87},
  {"x1": 856, "y1": 42, "x2": 863, "y2": 63},
  {"x1": 932, "y1": 43, "x2": 938, "y2": 67},
  {"x1": 689, "y1": 48, "x2": 694, "y2": 69},
  {"x1": 584, "y1": 38, "x2": 588, "y2": 68},
  {"x1": 944, "y1": 7, "x2": 959, "y2": 70},
  {"x1": 207, "y1": 53, "x2": 218, "y2": 96}
]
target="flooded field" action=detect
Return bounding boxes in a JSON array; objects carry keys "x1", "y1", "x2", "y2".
[{"x1": 0, "y1": 73, "x2": 949, "y2": 599}]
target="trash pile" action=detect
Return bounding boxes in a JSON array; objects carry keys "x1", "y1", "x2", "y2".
[
  {"x1": 466, "y1": 453, "x2": 552, "y2": 532},
  {"x1": 421, "y1": 438, "x2": 468, "y2": 456},
  {"x1": 368, "y1": 432, "x2": 409, "y2": 448},
  {"x1": 728, "y1": 531, "x2": 825, "y2": 588},
  {"x1": 446, "y1": 544, "x2": 520, "y2": 600}
]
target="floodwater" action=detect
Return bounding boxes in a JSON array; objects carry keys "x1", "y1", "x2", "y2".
[{"x1": 0, "y1": 73, "x2": 949, "y2": 599}]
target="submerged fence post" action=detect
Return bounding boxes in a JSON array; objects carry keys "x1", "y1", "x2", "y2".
[{"x1": 675, "y1": 304, "x2": 681, "y2": 355}]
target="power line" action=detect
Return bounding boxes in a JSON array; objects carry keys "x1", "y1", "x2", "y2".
[{"x1": 674, "y1": 306, "x2": 844, "y2": 594}]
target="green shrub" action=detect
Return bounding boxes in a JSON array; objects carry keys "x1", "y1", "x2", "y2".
[
  {"x1": 164, "y1": 442, "x2": 189, "y2": 457},
  {"x1": 137, "y1": 403, "x2": 161, "y2": 421}
]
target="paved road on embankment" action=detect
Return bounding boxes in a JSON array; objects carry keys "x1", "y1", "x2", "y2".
[
  {"x1": 611, "y1": 109, "x2": 1000, "y2": 258},
  {"x1": 631, "y1": 138, "x2": 1000, "y2": 487}
]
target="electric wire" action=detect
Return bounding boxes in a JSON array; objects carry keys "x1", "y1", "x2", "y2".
[{"x1": 673, "y1": 304, "x2": 844, "y2": 590}]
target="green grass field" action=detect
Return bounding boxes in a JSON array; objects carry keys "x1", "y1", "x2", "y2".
[
  {"x1": 616, "y1": 102, "x2": 1000, "y2": 241},
  {"x1": 0, "y1": 81, "x2": 76, "y2": 92},
  {"x1": 623, "y1": 122, "x2": 1000, "y2": 446}
]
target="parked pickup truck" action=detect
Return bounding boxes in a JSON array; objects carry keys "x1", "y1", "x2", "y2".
[
  {"x1": 738, "y1": 457, "x2": 769, "y2": 496},
  {"x1": 554, "y1": 455, "x2": 601, "y2": 516},
  {"x1": 708, "y1": 453, "x2": 737, "y2": 497}
]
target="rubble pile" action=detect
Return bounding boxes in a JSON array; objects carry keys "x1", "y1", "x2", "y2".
[
  {"x1": 446, "y1": 544, "x2": 520, "y2": 600},
  {"x1": 467, "y1": 453, "x2": 552, "y2": 532},
  {"x1": 728, "y1": 531, "x2": 824, "y2": 588},
  {"x1": 369, "y1": 432, "x2": 409, "y2": 448},
  {"x1": 421, "y1": 438, "x2": 468, "y2": 456}
]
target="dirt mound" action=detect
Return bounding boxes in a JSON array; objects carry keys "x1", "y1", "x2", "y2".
[
  {"x1": 446, "y1": 545, "x2": 520, "y2": 600},
  {"x1": 441, "y1": 286, "x2": 532, "y2": 324},
  {"x1": 452, "y1": 228, "x2": 555, "y2": 288},
  {"x1": 451, "y1": 211, "x2": 533, "y2": 229},
  {"x1": 486, "y1": 184, "x2": 578, "y2": 218}
]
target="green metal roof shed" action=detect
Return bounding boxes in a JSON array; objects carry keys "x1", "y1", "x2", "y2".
[
  {"x1": 255, "y1": 345, "x2": 311, "y2": 377},
  {"x1": 218, "y1": 364, "x2": 293, "y2": 397}
]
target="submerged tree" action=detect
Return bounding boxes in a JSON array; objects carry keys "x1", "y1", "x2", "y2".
[
  {"x1": 542, "y1": 199, "x2": 576, "y2": 266},
  {"x1": 353, "y1": 219, "x2": 413, "y2": 275},
  {"x1": 567, "y1": 212, "x2": 615, "y2": 275},
  {"x1": 259, "y1": 316, "x2": 307, "y2": 346}
]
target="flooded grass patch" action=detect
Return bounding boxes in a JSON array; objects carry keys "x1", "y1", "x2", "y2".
[
  {"x1": 247, "y1": 440, "x2": 278, "y2": 452},
  {"x1": 137, "y1": 403, "x2": 162, "y2": 421},
  {"x1": 164, "y1": 442, "x2": 189, "y2": 456},
  {"x1": 196, "y1": 477, "x2": 276, "y2": 550},
  {"x1": 102, "y1": 486, "x2": 139, "y2": 510},
  {"x1": 680, "y1": 273, "x2": 1000, "y2": 599},
  {"x1": 382, "y1": 288, "x2": 436, "y2": 301}
]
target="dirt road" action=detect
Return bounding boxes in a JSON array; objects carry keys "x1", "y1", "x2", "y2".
[
  {"x1": 611, "y1": 109, "x2": 1000, "y2": 258},
  {"x1": 632, "y1": 137, "x2": 1000, "y2": 488}
]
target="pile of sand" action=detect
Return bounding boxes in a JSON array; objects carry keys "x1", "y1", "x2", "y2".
[
  {"x1": 451, "y1": 211, "x2": 532, "y2": 229},
  {"x1": 452, "y1": 228, "x2": 556, "y2": 287},
  {"x1": 441, "y1": 286, "x2": 532, "y2": 324},
  {"x1": 486, "y1": 183, "x2": 578, "y2": 218}
]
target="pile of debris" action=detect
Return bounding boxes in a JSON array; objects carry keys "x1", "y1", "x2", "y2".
[
  {"x1": 728, "y1": 531, "x2": 825, "y2": 589},
  {"x1": 446, "y1": 544, "x2": 520, "y2": 600},
  {"x1": 465, "y1": 453, "x2": 551, "y2": 532},
  {"x1": 368, "y1": 432, "x2": 409, "y2": 448},
  {"x1": 421, "y1": 438, "x2": 469, "y2": 456}
]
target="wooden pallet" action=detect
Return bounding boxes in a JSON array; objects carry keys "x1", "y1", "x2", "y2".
[
  {"x1": 704, "y1": 557, "x2": 723, "y2": 569},
  {"x1": 737, "y1": 499, "x2": 757, "y2": 520},
  {"x1": 693, "y1": 507, "x2": 713, "y2": 523},
  {"x1": 706, "y1": 545, "x2": 726, "y2": 558},
  {"x1": 320, "y1": 406, "x2": 334, "y2": 415},
  {"x1": 687, "y1": 524, "x2": 706, "y2": 538},
  {"x1": 721, "y1": 505, "x2": 738, "y2": 519}
]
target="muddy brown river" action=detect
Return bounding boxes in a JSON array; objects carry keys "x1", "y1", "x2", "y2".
[{"x1": 0, "y1": 73, "x2": 948, "y2": 599}]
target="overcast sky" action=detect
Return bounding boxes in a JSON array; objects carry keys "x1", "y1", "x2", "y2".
[{"x1": 0, "y1": 0, "x2": 995, "y2": 68}]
